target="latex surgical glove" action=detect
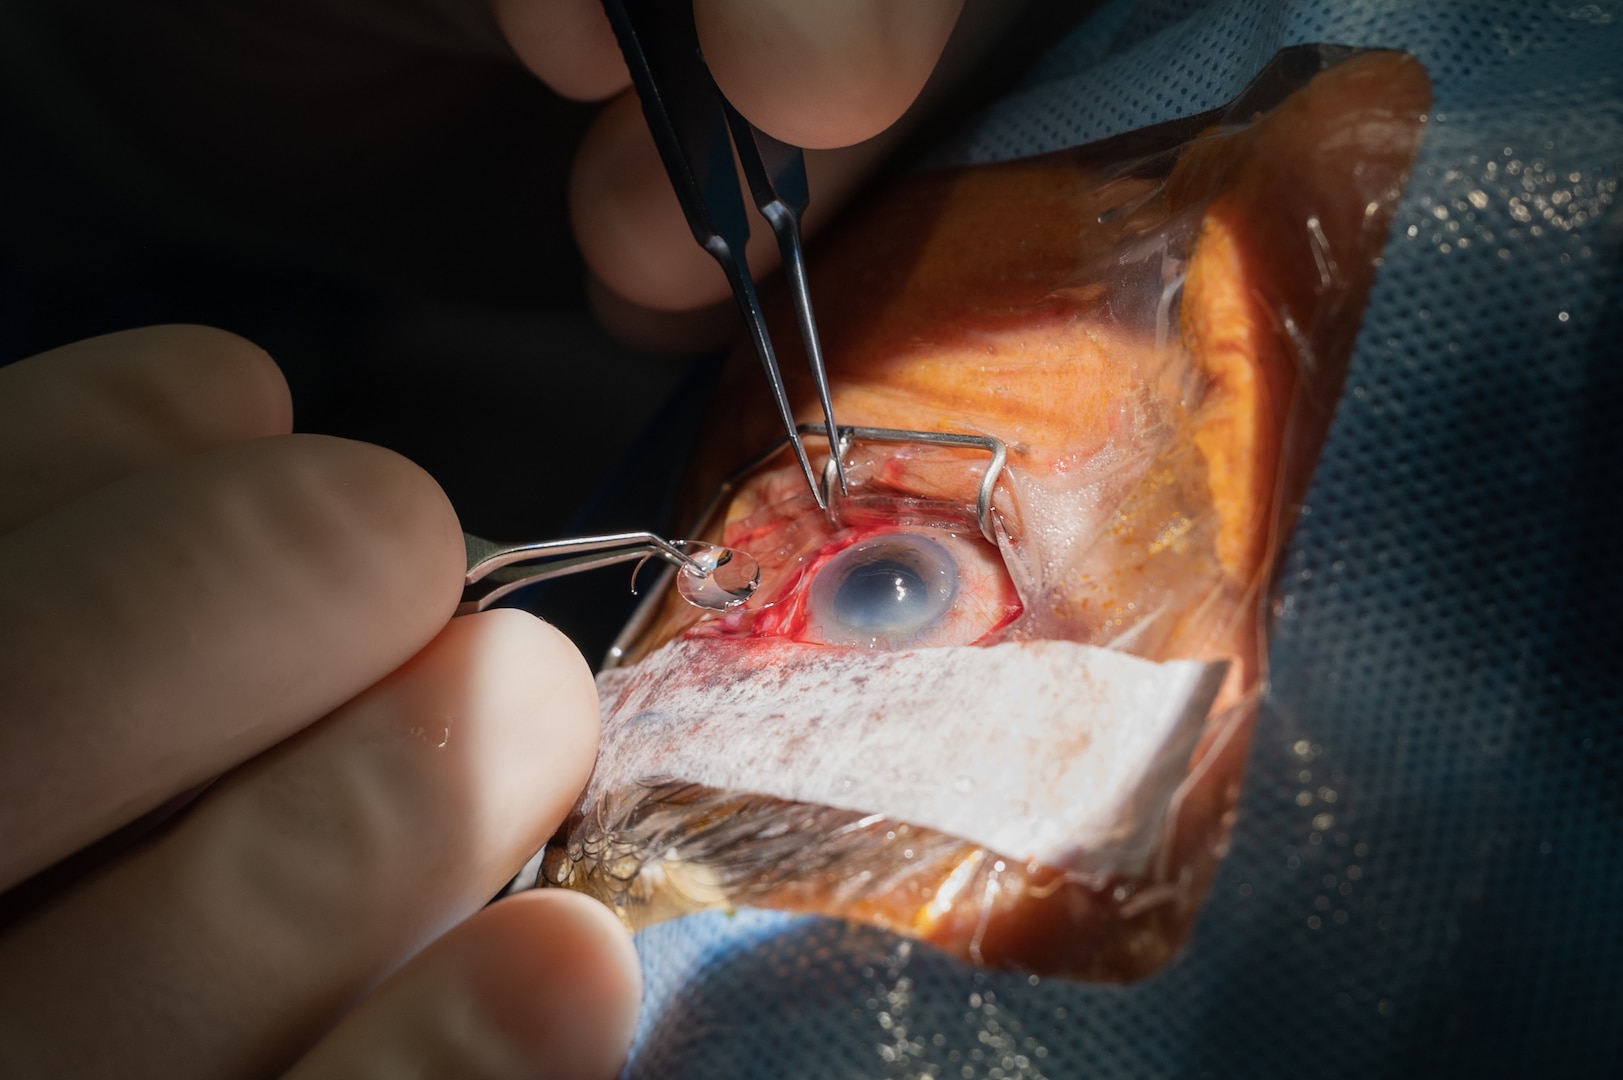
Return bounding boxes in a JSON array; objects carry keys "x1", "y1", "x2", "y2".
[
  {"x1": 0, "y1": 326, "x2": 642, "y2": 1079},
  {"x1": 503, "y1": 0, "x2": 971, "y2": 315},
  {"x1": 10, "y1": 1, "x2": 1036, "y2": 349}
]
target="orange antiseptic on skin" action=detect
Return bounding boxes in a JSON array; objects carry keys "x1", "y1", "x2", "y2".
[{"x1": 582, "y1": 52, "x2": 1430, "y2": 979}]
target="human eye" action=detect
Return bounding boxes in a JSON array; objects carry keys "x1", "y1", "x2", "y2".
[
  {"x1": 747, "y1": 520, "x2": 1021, "y2": 651},
  {"x1": 808, "y1": 532, "x2": 958, "y2": 648},
  {"x1": 656, "y1": 432, "x2": 1025, "y2": 653}
]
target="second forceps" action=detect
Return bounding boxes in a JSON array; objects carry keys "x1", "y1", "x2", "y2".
[
  {"x1": 460, "y1": 531, "x2": 758, "y2": 616},
  {"x1": 600, "y1": 0, "x2": 847, "y2": 509}
]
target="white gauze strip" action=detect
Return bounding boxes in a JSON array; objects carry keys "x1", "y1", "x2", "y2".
[{"x1": 590, "y1": 638, "x2": 1228, "y2": 876}]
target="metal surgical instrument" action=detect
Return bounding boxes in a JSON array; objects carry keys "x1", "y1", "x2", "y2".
[
  {"x1": 600, "y1": 0, "x2": 847, "y2": 509},
  {"x1": 460, "y1": 531, "x2": 758, "y2": 616},
  {"x1": 603, "y1": 423, "x2": 1012, "y2": 669}
]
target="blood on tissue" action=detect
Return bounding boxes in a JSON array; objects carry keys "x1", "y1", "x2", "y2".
[
  {"x1": 692, "y1": 513, "x2": 1024, "y2": 647},
  {"x1": 671, "y1": 635, "x2": 781, "y2": 691}
]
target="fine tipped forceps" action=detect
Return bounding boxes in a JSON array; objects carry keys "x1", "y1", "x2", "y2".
[
  {"x1": 460, "y1": 531, "x2": 731, "y2": 615},
  {"x1": 601, "y1": 0, "x2": 847, "y2": 509}
]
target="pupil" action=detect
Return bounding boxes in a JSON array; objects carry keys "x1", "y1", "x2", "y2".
[{"x1": 832, "y1": 560, "x2": 933, "y2": 630}]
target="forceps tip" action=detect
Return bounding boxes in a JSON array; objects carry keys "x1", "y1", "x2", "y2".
[
  {"x1": 602, "y1": 0, "x2": 846, "y2": 511},
  {"x1": 785, "y1": 428, "x2": 828, "y2": 511}
]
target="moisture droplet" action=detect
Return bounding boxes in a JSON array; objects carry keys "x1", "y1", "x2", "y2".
[{"x1": 673, "y1": 542, "x2": 760, "y2": 611}]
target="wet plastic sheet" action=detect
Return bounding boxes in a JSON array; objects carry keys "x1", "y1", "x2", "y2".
[
  {"x1": 616, "y1": 1, "x2": 1623, "y2": 1076},
  {"x1": 558, "y1": 38, "x2": 1424, "y2": 981},
  {"x1": 591, "y1": 639, "x2": 1227, "y2": 873}
]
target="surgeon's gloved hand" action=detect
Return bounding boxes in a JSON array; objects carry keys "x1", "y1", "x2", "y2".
[
  {"x1": 11, "y1": 0, "x2": 993, "y2": 348},
  {"x1": 494, "y1": 0, "x2": 968, "y2": 315},
  {"x1": 0, "y1": 326, "x2": 642, "y2": 1078}
]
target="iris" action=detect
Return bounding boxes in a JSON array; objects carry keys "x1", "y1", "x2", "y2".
[{"x1": 807, "y1": 533, "x2": 959, "y2": 648}]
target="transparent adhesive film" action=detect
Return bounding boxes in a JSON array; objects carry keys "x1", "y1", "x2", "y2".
[{"x1": 546, "y1": 46, "x2": 1432, "y2": 980}]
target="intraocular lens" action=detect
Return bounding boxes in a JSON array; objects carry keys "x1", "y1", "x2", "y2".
[
  {"x1": 673, "y1": 542, "x2": 760, "y2": 611},
  {"x1": 807, "y1": 533, "x2": 958, "y2": 649}
]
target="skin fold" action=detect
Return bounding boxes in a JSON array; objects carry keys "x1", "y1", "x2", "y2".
[{"x1": 558, "y1": 51, "x2": 1431, "y2": 979}]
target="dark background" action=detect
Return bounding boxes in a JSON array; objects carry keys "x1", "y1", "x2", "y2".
[
  {"x1": 0, "y1": 2, "x2": 710, "y2": 660},
  {"x1": 0, "y1": 0, "x2": 1089, "y2": 662}
]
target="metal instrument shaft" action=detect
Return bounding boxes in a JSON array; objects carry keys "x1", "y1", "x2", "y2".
[{"x1": 600, "y1": 0, "x2": 847, "y2": 505}]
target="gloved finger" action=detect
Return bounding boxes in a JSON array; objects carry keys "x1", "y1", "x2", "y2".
[
  {"x1": 489, "y1": 0, "x2": 964, "y2": 137},
  {"x1": 570, "y1": 90, "x2": 892, "y2": 314},
  {"x1": 0, "y1": 434, "x2": 463, "y2": 892},
  {"x1": 0, "y1": 609, "x2": 601, "y2": 1078},
  {"x1": 694, "y1": 0, "x2": 965, "y2": 149},
  {"x1": 284, "y1": 891, "x2": 640, "y2": 1080},
  {"x1": 0, "y1": 325, "x2": 291, "y2": 535},
  {"x1": 491, "y1": 0, "x2": 629, "y2": 101}
]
